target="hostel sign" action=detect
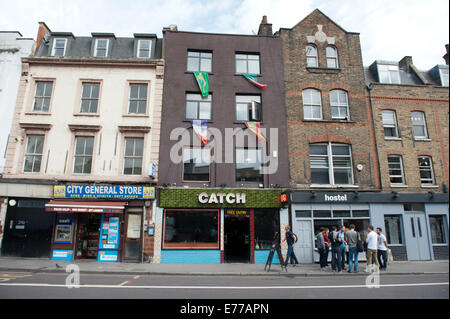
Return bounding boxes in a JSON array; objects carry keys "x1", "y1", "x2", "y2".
[{"x1": 53, "y1": 185, "x2": 155, "y2": 199}]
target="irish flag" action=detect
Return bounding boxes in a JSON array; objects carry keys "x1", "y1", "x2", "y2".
[
  {"x1": 242, "y1": 74, "x2": 267, "y2": 90},
  {"x1": 245, "y1": 121, "x2": 267, "y2": 143}
]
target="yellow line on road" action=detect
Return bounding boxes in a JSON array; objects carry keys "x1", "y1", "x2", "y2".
[{"x1": 118, "y1": 281, "x2": 129, "y2": 286}]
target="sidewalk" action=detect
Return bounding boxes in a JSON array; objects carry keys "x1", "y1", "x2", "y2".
[{"x1": 0, "y1": 257, "x2": 448, "y2": 277}]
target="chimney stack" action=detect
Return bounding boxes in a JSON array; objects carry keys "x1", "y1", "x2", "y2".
[
  {"x1": 399, "y1": 56, "x2": 413, "y2": 73},
  {"x1": 257, "y1": 15, "x2": 272, "y2": 36},
  {"x1": 35, "y1": 22, "x2": 51, "y2": 55},
  {"x1": 443, "y1": 44, "x2": 449, "y2": 65}
]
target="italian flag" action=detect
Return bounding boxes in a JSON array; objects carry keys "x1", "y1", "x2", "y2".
[
  {"x1": 242, "y1": 74, "x2": 267, "y2": 90},
  {"x1": 245, "y1": 121, "x2": 267, "y2": 143}
]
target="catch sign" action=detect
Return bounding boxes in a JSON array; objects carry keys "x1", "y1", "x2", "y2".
[{"x1": 54, "y1": 185, "x2": 155, "y2": 199}]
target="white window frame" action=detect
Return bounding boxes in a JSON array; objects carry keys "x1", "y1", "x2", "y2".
[
  {"x1": 381, "y1": 110, "x2": 399, "y2": 138},
  {"x1": 94, "y1": 38, "x2": 109, "y2": 57},
  {"x1": 330, "y1": 90, "x2": 349, "y2": 120},
  {"x1": 303, "y1": 89, "x2": 322, "y2": 120},
  {"x1": 378, "y1": 64, "x2": 400, "y2": 84},
  {"x1": 326, "y1": 46, "x2": 339, "y2": 68},
  {"x1": 439, "y1": 68, "x2": 449, "y2": 87},
  {"x1": 306, "y1": 44, "x2": 318, "y2": 67},
  {"x1": 309, "y1": 142, "x2": 354, "y2": 186},
  {"x1": 235, "y1": 53, "x2": 260, "y2": 75},
  {"x1": 23, "y1": 135, "x2": 44, "y2": 173},
  {"x1": 72, "y1": 136, "x2": 94, "y2": 175},
  {"x1": 137, "y1": 39, "x2": 152, "y2": 58},
  {"x1": 51, "y1": 38, "x2": 67, "y2": 57},
  {"x1": 388, "y1": 155, "x2": 406, "y2": 186},
  {"x1": 123, "y1": 137, "x2": 144, "y2": 175},
  {"x1": 411, "y1": 111, "x2": 428, "y2": 140},
  {"x1": 418, "y1": 156, "x2": 436, "y2": 186}
]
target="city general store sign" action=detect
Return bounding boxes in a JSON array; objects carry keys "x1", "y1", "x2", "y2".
[{"x1": 53, "y1": 185, "x2": 155, "y2": 199}]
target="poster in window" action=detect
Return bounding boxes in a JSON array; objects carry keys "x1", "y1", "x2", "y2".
[{"x1": 127, "y1": 214, "x2": 142, "y2": 239}]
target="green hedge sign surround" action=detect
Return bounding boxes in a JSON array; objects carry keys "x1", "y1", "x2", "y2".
[{"x1": 159, "y1": 188, "x2": 285, "y2": 208}]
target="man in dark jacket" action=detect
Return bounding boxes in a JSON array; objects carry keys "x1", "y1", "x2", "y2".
[
  {"x1": 282, "y1": 225, "x2": 299, "y2": 267},
  {"x1": 329, "y1": 226, "x2": 344, "y2": 272}
]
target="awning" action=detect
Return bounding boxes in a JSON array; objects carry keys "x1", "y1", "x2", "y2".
[{"x1": 45, "y1": 200, "x2": 126, "y2": 213}]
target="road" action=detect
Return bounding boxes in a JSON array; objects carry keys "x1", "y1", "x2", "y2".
[{"x1": 0, "y1": 271, "x2": 448, "y2": 299}]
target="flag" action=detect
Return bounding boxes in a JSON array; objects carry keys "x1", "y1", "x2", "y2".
[
  {"x1": 245, "y1": 121, "x2": 267, "y2": 143},
  {"x1": 192, "y1": 120, "x2": 208, "y2": 145},
  {"x1": 242, "y1": 74, "x2": 267, "y2": 90},
  {"x1": 193, "y1": 72, "x2": 209, "y2": 97}
]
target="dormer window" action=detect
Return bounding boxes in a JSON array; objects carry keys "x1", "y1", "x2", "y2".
[
  {"x1": 51, "y1": 38, "x2": 67, "y2": 56},
  {"x1": 94, "y1": 39, "x2": 109, "y2": 57},
  {"x1": 377, "y1": 64, "x2": 400, "y2": 84},
  {"x1": 439, "y1": 68, "x2": 449, "y2": 86},
  {"x1": 137, "y1": 39, "x2": 152, "y2": 58}
]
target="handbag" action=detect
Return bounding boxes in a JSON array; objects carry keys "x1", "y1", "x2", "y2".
[
  {"x1": 387, "y1": 248, "x2": 394, "y2": 264},
  {"x1": 356, "y1": 232, "x2": 364, "y2": 253}
]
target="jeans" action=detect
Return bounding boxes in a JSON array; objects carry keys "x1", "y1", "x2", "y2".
[
  {"x1": 284, "y1": 245, "x2": 299, "y2": 266},
  {"x1": 331, "y1": 246, "x2": 344, "y2": 271},
  {"x1": 377, "y1": 250, "x2": 388, "y2": 270},
  {"x1": 318, "y1": 247, "x2": 328, "y2": 268},
  {"x1": 348, "y1": 246, "x2": 358, "y2": 272}
]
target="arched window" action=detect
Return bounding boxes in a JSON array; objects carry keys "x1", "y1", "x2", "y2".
[
  {"x1": 326, "y1": 46, "x2": 339, "y2": 68},
  {"x1": 302, "y1": 89, "x2": 322, "y2": 120},
  {"x1": 306, "y1": 44, "x2": 318, "y2": 67},
  {"x1": 330, "y1": 90, "x2": 349, "y2": 119}
]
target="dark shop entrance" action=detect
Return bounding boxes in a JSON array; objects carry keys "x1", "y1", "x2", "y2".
[
  {"x1": 224, "y1": 209, "x2": 250, "y2": 263},
  {"x1": 75, "y1": 213, "x2": 102, "y2": 259},
  {"x1": 1, "y1": 198, "x2": 52, "y2": 257}
]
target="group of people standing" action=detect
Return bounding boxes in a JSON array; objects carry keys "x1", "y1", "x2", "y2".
[{"x1": 316, "y1": 224, "x2": 389, "y2": 273}]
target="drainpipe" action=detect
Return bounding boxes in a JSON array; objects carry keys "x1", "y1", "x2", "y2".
[{"x1": 366, "y1": 84, "x2": 383, "y2": 191}]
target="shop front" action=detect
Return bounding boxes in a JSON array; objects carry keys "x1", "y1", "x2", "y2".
[
  {"x1": 289, "y1": 191, "x2": 449, "y2": 262},
  {"x1": 45, "y1": 184, "x2": 156, "y2": 262},
  {"x1": 155, "y1": 188, "x2": 288, "y2": 264}
]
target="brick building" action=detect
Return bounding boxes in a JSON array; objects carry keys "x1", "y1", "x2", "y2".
[{"x1": 365, "y1": 55, "x2": 449, "y2": 260}]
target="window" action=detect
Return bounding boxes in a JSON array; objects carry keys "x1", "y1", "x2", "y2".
[
  {"x1": 123, "y1": 138, "x2": 144, "y2": 175},
  {"x1": 73, "y1": 136, "x2": 94, "y2": 174},
  {"x1": 94, "y1": 39, "x2": 109, "y2": 57},
  {"x1": 418, "y1": 156, "x2": 435, "y2": 185},
  {"x1": 388, "y1": 155, "x2": 405, "y2": 185},
  {"x1": 163, "y1": 210, "x2": 219, "y2": 249},
  {"x1": 235, "y1": 53, "x2": 260, "y2": 74},
  {"x1": 23, "y1": 135, "x2": 44, "y2": 173},
  {"x1": 33, "y1": 81, "x2": 53, "y2": 112},
  {"x1": 254, "y1": 209, "x2": 280, "y2": 250},
  {"x1": 235, "y1": 95, "x2": 261, "y2": 122},
  {"x1": 187, "y1": 51, "x2": 212, "y2": 73},
  {"x1": 309, "y1": 143, "x2": 354, "y2": 185},
  {"x1": 236, "y1": 148, "x2": 263, "y2": 183},
  {"x1": 183, "y1": 147, "x2": 210, "y2": 181},
  {"x1": 384, "y1": 215, "x2": 403, "y2": 244},
  {"x1": 429, "y1": 215, "x2": 447, "y2": 244},
  {"x1": 80, "y1": 82, "x2": 100, "y2": 113},
  {"x1": 440, "y1": 68, "x2": 449, "y2": 86},
  {"x1": 377, "y1": 64, "x2": 400, "y2": 84},
  {"x1": 185, "y1": 93, "x2": 212, "y2": 120},
  {"x1": 137, "y1": 39, "x2": 151, "y2": 58},
  {"x1": 306, "y1": 45, "x2": 318, "y2": 67},
  {"x1": 302, "y1": 89, "x2": 322, "y2": 120},
  {"x1": 411, "y1": 111, "x2": 428, "y2": 139},
  {"x1": 326, "y1": 46, "x2": 338, "y2": 68},
  {"x1": 51, "y1": 38, "x2": 67, "y2": 56},
  {"x1": 382, "y1": 110, "x2": 399, "y2": 138},
  {"x1": 330, "y1": 90, "x2": 349, "y2": 119},
  {"x1": 403, "y1": 203, "x2": 425, "y2": 212},
  {"x1": 128, "y1": 83, "x2": 148, "y2": 114}
]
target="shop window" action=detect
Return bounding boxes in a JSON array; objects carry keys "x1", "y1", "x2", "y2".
[
  {"x1": 384, "y1": 215, "x2": 404, "y2": 245},
  {"x1": 343, "y1": 219, "x2": 370, "y2": 238},
  {"x1": 236, "y1": 148, "x2": 263, "y2": 183},
  {"x1": 254, "y1": 209, "x2": 280, "y2": 250},
  {"x1": 235, "y1": 53, "x2": 260, "y2": 75},
  {"x1": 235, "y1": 95, "x2": 261, "y2": 122},
  {"x1": 186, "y1": 93, "x2": 212, "y2": 120},
  {"x1": 23, "y1": 135, "x2": 44, "y2": 173},
  {"x1": 429, "y1": 215, "x2": 447, "y2": 244},
  {"x1": 418, "y1": 156, "x2": 436, "y2": 185},
  {"x1": 163, "y1": 210, "x2": 219, "y2": 249},
  {"x1": 313, "y1": 210, "x2": 331, "y2": 218},
  {"x1": 352, "y1": 210, "x2": 370, "y2": 218},
  {"x1": 296, "y1": 210, "x2": 312, "y2": 218},
  {"x1": 333, "y1": 210, "x2": 351, "y2": 218},
  {"x1": 187, "y1": 50, "x2": 212, "y2": 73},
  {"x1": 54, "y1": 214, "x2": 74, "y2": 244},
  {"x1": 183, "y1": 147, "x2": 210, "y2": 181},
  {"x1": 403, "y1": 203, "x2": 425, "y2": 212}
]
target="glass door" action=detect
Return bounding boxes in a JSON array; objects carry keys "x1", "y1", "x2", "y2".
[{"x1": 123, "y1": 211, "x2": 142, "y2": 261}]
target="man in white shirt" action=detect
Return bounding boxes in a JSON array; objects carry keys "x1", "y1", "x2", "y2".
[
  {"x1": 376, "y1": 227, "x2": 388, "y2": 271},
  {"x1": 365, "y1": 225, "x2": 379, "y2": 272}
]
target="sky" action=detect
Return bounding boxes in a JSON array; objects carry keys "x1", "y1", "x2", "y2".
[{"x1": 0, "y1": 0, "x2": 448, "y2": 69}]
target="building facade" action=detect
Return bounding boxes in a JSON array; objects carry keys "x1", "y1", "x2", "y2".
[
  {"x1": 0, "y1": 22, "x2": 164, "y2": 262},
  {"x1": 365, "y1": 55, "x2": 449, "y2": 260},
  {"x1": 155, "y1": 21, "x2": 290, "y2": 264}
]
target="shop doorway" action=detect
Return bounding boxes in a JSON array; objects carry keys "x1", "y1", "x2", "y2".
[
  {"x1": 75, "y1": 214, "x2": 101, "y2": 259},
  {"x1": 224, "y1": 212, "x2": 250, "y2": 263}
]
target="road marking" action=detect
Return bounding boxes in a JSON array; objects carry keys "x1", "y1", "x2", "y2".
[
  {"x1": 118, "y1": 281, "x2": 129, "y2": 286},
  {"x1": 0, "y1": 274, "x2": 32, "y2": 282},
  {"x1": 0, "y1": 282, "x2": 448, "y2": 289}
]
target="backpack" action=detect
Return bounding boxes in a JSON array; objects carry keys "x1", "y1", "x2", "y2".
[
  {"x1": 356, "y1": 232, "x2": 364, "y2": 253},
  {"x1": 291, "y1": 232, "x2": 298, "y2": 243}
]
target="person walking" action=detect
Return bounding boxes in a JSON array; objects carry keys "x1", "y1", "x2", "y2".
[
  {"x1": 338, "y1": 226, "x2": 346, "y2": 272},
  {"x1": 282, "y1": 225, "x2": 299, "y2": 267},
  {"x1": 317, "y1": 227, "x2": 327, "y2": 270},
  {"x1": 365, "y1": 225, "x2": 379, "y2": 272},
  {"x1": 323, "y1": 228, "x2": 330, "y2": 268},
  {"x1": 329, "y1": 226, "x2": 343, "y2": 272},
  {"x1": 376, "y1": 227, "x2": 388, "y2": 271},
  {"x1": 346, "y1": 224, "x2": 359, "y2": 273}
]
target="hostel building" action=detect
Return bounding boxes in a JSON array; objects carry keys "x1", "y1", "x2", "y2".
[
  {"x1": 0, "y1": 22, "x2": 164, "y2": 262},
  {"x1": 155, "y1": 20, "x2": 290, "y2": 264}
]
